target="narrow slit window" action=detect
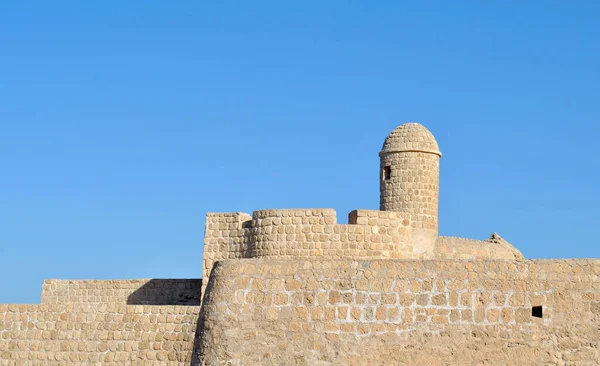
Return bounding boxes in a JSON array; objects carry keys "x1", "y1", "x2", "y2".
[
  {"x1": 532, "y1": 305, "x2": 543, "y2": 318},
  {"x1": 384, "y1": 166, "x2": 391, "y2": 180}
]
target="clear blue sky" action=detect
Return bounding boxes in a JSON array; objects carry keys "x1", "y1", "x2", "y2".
[{"x1": 1, "y1": 1, "x2": 599, "y2": 303}]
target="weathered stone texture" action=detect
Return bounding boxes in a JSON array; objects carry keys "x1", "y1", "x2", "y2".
[{"x1": 200, "y1": 259, "x2": 600, "y2": 365}]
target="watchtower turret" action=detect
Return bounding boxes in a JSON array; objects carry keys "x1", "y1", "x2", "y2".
[{"x1": 379, "y1": 123, "x2": 441, "y2": 239}]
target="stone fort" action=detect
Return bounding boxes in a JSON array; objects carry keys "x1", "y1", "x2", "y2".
[{"x1": 1, "y1": 123, "x2": 599, "y2": 365}]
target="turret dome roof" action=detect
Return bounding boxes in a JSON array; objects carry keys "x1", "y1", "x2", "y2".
[{"x1": 380, "y1": 122, "x2": 441, "y2": 156}]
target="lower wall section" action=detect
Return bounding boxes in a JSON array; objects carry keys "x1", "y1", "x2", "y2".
[
  {"x1": 42, "y1": 279, "x2": 202, "y2": 306},
  {"x1": 199, "y1": 259, "x2": 600, "y2": 365},
  {"x1": 0, "y1": 303, "x2": 200, "y2": 365},
  {"x1": 3, "y1": 259, "x2": 600, "y2": 364}
]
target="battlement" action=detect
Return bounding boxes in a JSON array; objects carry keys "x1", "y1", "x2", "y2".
[
  {"x1": 201, "y1": 208, "x2": 523, "y2": 297},
  {"x1": 251, "y1": 208, "x2": 337, "y2": 221},
  {"x1": 206, "y1": 208, "x2": 413, "y2": 228}
]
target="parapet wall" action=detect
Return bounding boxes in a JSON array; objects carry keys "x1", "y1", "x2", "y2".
[
  {"x1": 0, "y1": 303, "x2": 200, "y2": 364},
  {"x1": 202, "y1": 209, "x2": 524, "y2": 296},
  {"x1": 203, "y1": 209, "x2": 422, "y2": 295},
  {"x1": 42, "y1": 279, "x2": 201, "y2": 306},
  {"x1": 199, "y1": 258, "x2": 600, "y2": 365}
]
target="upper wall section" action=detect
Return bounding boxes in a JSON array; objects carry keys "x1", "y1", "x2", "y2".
[
  {"x1": 202, "y1": 209, "x2": 524, "y2": 286},
  {"x1": 251, "y1": 208, "x2": 336, "y2": 221},
  {"x1": 203, "y1": 209, "x2": 416, "y2": 286},
  {"x1": 42, "y1": 279, "x2": 202, "y2": 305}
]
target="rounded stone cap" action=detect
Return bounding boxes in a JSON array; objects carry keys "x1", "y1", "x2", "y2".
[{"x1": 380, "y1": 122, "x2": 441, "y2": 156}]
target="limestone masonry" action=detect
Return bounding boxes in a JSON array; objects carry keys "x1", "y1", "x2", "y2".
[{"x1": 1, "y1": 123, "x2": 599, "y2": 365}]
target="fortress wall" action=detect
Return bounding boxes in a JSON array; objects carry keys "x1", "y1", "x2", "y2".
[
  {"x1": 200, "y1": 258, "x2": 600, "y2": 365},
  {"x1": 41, "y1": 279, "x2": 202, "y2": 306},
  {"x1": 434, "y1": 236, "x2": 523, "y2": 260},
  {"x1": 203, "y1": 209, "x2": 426, "y2": 277},
  {"x1": 202, "y1": 209, "x2": 425, "y2": 302},
  {"x1": 0, "y1": 303, "x2": 200, "y2": 364},
  {"x1": 202, "y1": 210, "x2": 523, "y2": 300}
]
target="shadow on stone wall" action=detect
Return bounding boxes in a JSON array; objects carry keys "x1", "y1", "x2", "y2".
[{"x1": 126, "y1": 279, "x2": 202, "y2": 305}]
